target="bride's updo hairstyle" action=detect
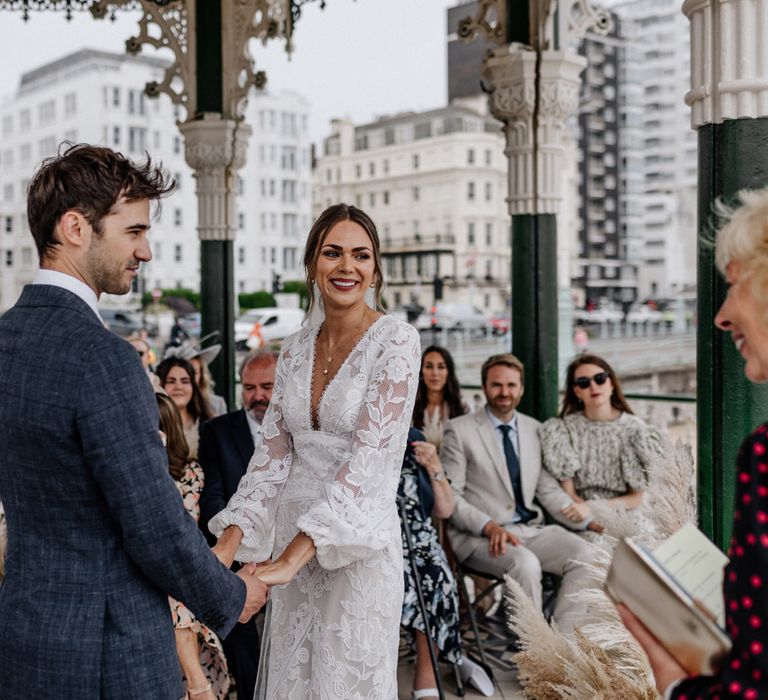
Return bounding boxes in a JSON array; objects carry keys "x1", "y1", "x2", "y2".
[{"x1": 303, "y1": 203, "x2": 385, "y2": 314}]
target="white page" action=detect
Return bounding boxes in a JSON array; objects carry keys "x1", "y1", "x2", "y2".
[{"x1": 653, "y1": 523, "x2": 729, "y2": 627}]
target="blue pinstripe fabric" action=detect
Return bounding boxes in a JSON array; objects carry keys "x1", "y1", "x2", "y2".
[{"x1": 0, "y1": 285, "x2": 245, "y2": 700}]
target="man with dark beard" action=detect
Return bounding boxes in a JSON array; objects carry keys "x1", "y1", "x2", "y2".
[{"x1": 198, "y1": 349, "x2": 278, "y2": 698}]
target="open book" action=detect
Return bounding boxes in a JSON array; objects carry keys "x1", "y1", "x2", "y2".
[{"x1": 604, "y1": 523, "x2": 732, "y2": 675}]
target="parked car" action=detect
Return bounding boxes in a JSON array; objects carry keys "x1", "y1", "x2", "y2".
[
  {"x1": 235, "y1": 307, "x2": 305, "y2": 349},
  {"x1": 489, "y1": 312, "x2": 511, "y2": 336},
  {"x1": 100, "y1": 309, "x2": 145, "y2": 337},
  {"x1": 178, "y1": 312, "x2": 201, "y2": 338},
  {"x1": 414, "y1": 302, "x2": 488, "y2": 333}
]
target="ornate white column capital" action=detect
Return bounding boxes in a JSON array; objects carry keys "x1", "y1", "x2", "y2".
[
  {"x1": 180, "y1": 116, "x2": 252, "y2": 242},
  {"x1": 684, "y1": 0, "x2": 768, "y2": 127},
  {"x1": 482, "y1": 46, "x2": 586, "y2": 215}
]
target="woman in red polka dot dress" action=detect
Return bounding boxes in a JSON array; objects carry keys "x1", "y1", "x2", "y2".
[{"x1": 620, "y1": 188, "x2": 768, "y2": 699}]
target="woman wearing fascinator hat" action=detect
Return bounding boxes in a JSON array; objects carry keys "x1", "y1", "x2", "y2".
[
  {"x1": 164, "y1": 336, "x2": 228, "y2": 417},
  {"x1": 209, "y1": 204, "x2": 421, "y2": 699}
]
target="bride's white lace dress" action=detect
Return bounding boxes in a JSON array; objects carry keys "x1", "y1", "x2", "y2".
[{"x1": 210, "y1": 314, "x2": 420, "y2": 699}]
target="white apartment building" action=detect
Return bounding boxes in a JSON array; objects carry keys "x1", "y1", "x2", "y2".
[
  {"x1": 0, "y1": 49, "x2": 312, "y2": 311},
  {"x1": 313, "y1": 97, "x2": 511, "y2": 313},
  {"x1": 615, "y1": 0, "x2": 698, "y2": 300}
]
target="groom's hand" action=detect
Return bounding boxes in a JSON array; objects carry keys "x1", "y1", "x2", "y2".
[{"x1": 236, "y1": 570, "x2": 269, "y2": 623}]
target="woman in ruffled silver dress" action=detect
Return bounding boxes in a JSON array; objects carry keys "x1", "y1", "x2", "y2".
[{"x1": 539, "y1": 354, "x2": 665, "y2": 534}]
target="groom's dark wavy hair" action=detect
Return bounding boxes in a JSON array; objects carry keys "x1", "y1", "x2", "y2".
[
  {"x1": 303, "y1": 203, "x2": 384, "y2": 314},
  {"x1": 27, "y1": 142, "x2": 175, "y2": 263}
]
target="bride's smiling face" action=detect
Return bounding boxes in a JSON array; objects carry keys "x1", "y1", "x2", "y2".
[{"x1": 314, "y1": 220, "x2": 377, "y2": 311}]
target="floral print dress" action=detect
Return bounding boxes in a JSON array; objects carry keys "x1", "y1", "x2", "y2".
[
  {"x1": 169, "y1": 462, "x2": 229, "y2": 699},
  {"x1": 398, "y1": 442, "x2": 462, "y2": 663}
]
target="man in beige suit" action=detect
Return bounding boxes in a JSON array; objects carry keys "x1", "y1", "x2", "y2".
[{"x1": 441, "y1": 354, "x2": 594, "y2": 633}]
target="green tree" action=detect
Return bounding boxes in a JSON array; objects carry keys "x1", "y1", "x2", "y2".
[{"x1": 238, "y1": 291, "x2": 277, "y2": 309}]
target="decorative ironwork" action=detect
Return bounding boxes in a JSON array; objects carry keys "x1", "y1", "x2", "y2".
[
  {"x1": 0, "y1": 0, "x2": 181, "y2": 21},
  {"x1": 456, "y1": 0, "x2": 505, "y2": 45}
]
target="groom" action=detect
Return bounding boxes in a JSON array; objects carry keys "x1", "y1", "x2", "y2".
[{"x1": 0, "y1": 144, "x2": 268, "y2": 699}]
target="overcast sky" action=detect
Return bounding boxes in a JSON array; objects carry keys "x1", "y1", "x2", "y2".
[{"x1": 0, "y1": 0, "x2": 460, "y2": 144}]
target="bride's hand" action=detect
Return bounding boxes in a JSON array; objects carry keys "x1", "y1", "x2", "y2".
[
  {"x1": 240, "y1": 559, "x2": 272, "y2": 576},
  {"x1": 249, "y1": 560, "x2": 294, "y2": 586}
]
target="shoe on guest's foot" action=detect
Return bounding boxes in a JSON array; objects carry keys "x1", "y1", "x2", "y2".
[
  {"x1": 411, "y1": 688, "x2": 439, "y2": 700},
  {"x1": 459, "y1": 656, "x2": 494, "y2": 696}
]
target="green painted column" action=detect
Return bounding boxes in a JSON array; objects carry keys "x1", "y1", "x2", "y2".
[
  {"x1": 511, "y1": 215, "x2": 559, "y2": 421},
  {"x1": 194, "y1": 0, "x2": 235, "y2": 408},
  {"x1": 697, "y1": 118, "x2": 768, "y2": 548}
]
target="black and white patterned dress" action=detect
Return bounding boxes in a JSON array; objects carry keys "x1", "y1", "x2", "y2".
[{"x1": 399, "y1": 431, "x2": 462, "y2": 663}]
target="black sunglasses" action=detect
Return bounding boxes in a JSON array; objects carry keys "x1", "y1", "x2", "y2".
[
  {"x1": 136, "y1": 349, "x2": 146, "y2": 358},
  {"x1": 573, "y1": 372, "x2": 608, "y2": 389}
]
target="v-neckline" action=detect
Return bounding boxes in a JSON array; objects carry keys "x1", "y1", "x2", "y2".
[{"x1": 308, "y1": 314, "x2": 386, "y2": 432}]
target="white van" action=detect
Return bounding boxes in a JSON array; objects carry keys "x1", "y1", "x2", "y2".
[{"x1": 235, "y1": 307, "x2": 305, "y2": 349}]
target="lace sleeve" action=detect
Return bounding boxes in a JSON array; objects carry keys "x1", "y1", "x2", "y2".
[
  {"x1": 208, "y1": 341, "x2": 294, "y2": 562},
  {"x1": 296, "y1": 323, "x2": 420, "y2": 570},
  {"x1": 539, "y1": 417, "x2": 581, "y2": 480}
]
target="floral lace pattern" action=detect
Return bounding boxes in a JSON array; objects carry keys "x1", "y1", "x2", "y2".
[{"x1": 209, "y1": 315, "x2": 420, "y2": 699}]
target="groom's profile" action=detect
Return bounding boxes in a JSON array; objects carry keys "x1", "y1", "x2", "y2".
[{"x1": 0, "y1": 144, "x2": 268, "y2": 699}]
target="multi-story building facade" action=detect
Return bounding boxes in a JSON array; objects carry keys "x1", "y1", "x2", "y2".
[
  {"x1": 313, "y1": 97, "x2": 511, "y2": 313},
  {"x1": 574, "y1": 22, "x2": 640, "y2": 309},
  {"x1": 615, "y1": 0, "x2": 698, "y2": 300},
  {"x1": 0, "y1": 49, "x2": 312, "y2": 311}
]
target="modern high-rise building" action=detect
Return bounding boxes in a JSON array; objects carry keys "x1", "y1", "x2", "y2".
[
  {"x1": 0, "y1": 49, "x2": 313, "y2": 311},
  {"x1": 614, "y1": 0, "x2": 698, "y2": 300},
  {"x1": 313, "y1": 97, "x2": 511, "y2": 313},
  {"x1": 573, "y1": 19, "x2": 640, "y2": 309}
]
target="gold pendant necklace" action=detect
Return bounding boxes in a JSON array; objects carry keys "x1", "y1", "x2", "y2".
[{"x1": 320, "y1": 310, "x2": 369, "y2": 378}]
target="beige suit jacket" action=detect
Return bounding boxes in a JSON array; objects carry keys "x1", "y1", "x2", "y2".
[{"x1": 441, "y1": 407, "x2": 580, "y2": 561}]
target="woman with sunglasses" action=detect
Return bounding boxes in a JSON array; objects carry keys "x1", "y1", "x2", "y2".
[{"x1": 540, "y1": 354, "x2": 664, "y2": 531}]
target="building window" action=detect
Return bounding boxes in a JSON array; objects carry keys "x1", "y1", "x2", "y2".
[
  {"x1": 127, "y1": 89, "x2": 145, "y2": 116},
  {"x1": 174, "y1": 244, "x2": 182, "y2": 262},
  {"x1": 355, "y1": 164, "x2": 362, "y2": 178},
  {"x1": 467, "y1": 148, "x2": 475, "y2": 165},
  {"x1": 64, "y1": 93, "x2": 77, "y2": 117},
  {"x1": 270, "y1": 247, "x2": 277, "y2": 264},
  {"x1": 467, "y1": 182, "x2": 475, "y2": 201},
  {"x1": 485, "y1": 223, "x2": 493, "y2": 246},
  {"x1": 485, "y1": 182, "x2": 493, "y2": 202},
  {"x1": 19, "y1": 109, "x2": 30, "y2": 132},
  {"x1": 38, "y1": 137, "x2": 56, "y2": 159},
  {"x1": 238, "y1": 212, "x2": 245, "y2": 230},
  {"x1": 173, "y1": 208, "x2": 182, "y2": 227},
  {"x1": 412, "y1": 186, "x2": 419, "y2": 202},
  {"x1": 383, "y1": 191, "x2": 390, "y2": 205},
  {"x1": 38, "y1": 100, "x2": 55, "y2": 125},
  {"x1": 5, "y1": 250, "x2": 12, "y2": 267},
  {"x1": 112, "y1": 87, "x2": 121, "y2": 108},
  {"x1": 173, "y1": 136, "x2": 182, "y2": 155},
  {"x1": 467, "y1": 222, "x2": 475, "y2": 245},
  {"x1": 369, "y1": 162, "x2": 375, "y2": 176},
  {"x1": 383, "y1": 159, "x2": 390, "y2": 174},
  {"x1": 355, "y1": 194, "x2": 362, "y2": 207},
  {"x1": 4, "y1": 216, "x2": 13, "y2": 233},
  {"x1": 412, "y1": 154, "x2": 419, "y2": 170},
  {"x1": 238, "y1": 247, "x2": 245, "y2": 264},
  {"x1": 2, "y1": 116, "x2": 12, "y2": 136},
  {"x1": 128, "y1": 127, "x2": 147, "y2": 154},
  {"x1": 154, "y1": 242, "x2": 162, "y2": 260},
  {"x1": 112, "y1": 126, "x2": 121, "y2": 146},
  {"x1": 3, "y1": 184, "x2": 12, "y2": 202},
  {"x1": 369, "y1": 192, "x2": 375, "y2": 207},
  {"x1": 485, "y1": 149, "x2": 492, "y2": 166}
]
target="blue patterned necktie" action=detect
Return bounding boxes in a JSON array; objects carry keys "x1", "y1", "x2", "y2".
[{"x1": 498, "y1": 424, "x2": 536, "y2": 524}]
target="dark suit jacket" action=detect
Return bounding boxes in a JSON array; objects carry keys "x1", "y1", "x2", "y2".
[
  {"x1": 198, "y1": 409, "x2": 255, "y2": 546},
  {"x1": 0, "y1": 285, "x2": 245, "y2": 700}
]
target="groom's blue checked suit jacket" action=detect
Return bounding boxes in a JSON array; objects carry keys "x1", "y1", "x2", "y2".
[{"x1": 0, "y1": 285, "x2": 246, "y2": 700}]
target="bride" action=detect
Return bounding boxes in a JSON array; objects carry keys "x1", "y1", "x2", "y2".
[{"x1": 210, "y1": 204, "x2": 420, "y2": 699}]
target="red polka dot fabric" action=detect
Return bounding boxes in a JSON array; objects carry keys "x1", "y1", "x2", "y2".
[{"x1": 672, "y1": 425, "x2": 768, "y2": 699}]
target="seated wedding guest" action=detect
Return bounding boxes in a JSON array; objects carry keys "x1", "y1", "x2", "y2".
[
  {"x1": 400, "y1": 428, "x2": 493, "y2": 700},
  {"x1": 441, "y1": 354, "x2": 594, "y2": 634},
  {"x1": 157, "y1": 357, "x2": 213, "y2": 460},
  {"x1": 412, "y1": 346, "x2": 468, "y2": 448},
  {"x1": 198, "y1": 350, "x2": 278, "y2": 700},
  {"x1": 156, "y1": 393, "x2": 229, "y2": 700},
  {"x1": 540, "y1": 354, "x2": 665, "y2": 533},
  {"x1": 164, "y1": 341, "x2": 227, "y2": 416},
  {"x1": 621, "y1": 188, "x2": 768, "y2": 698}
]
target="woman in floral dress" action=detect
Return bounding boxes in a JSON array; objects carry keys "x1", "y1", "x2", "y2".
[{"x1": 156, "y1": 393, "x2": 229, "y2": 700}]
